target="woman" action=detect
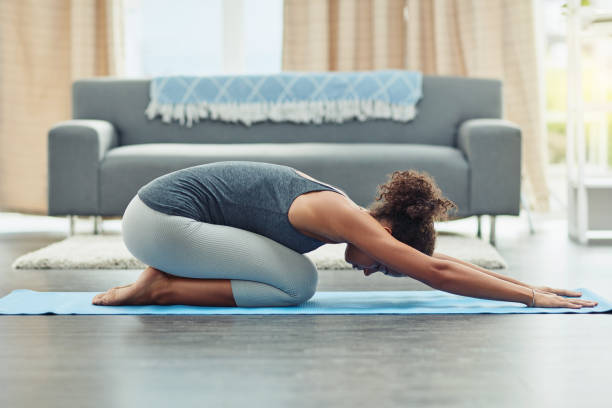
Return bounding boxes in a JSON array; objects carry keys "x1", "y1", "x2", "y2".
[{"x1": 92, "y1": 161, "x2": 597, "y2": 309}]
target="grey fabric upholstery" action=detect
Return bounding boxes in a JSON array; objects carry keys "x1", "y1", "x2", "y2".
[
  {"x1": 48, "y1": 75, "x2": 521, "y2": 222},
  {"x1": 48, "y1": 120, "x2": 118, "y2": 214},
  {"x1": 458, "y1": 119, "x2": 522, "y2": 215}
]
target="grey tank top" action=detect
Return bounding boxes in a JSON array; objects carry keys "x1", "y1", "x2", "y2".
[{"x1": 136, "y1": 161, "x2": 347, "y2": 254}]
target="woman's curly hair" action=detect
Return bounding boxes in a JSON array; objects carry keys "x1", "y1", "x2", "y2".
[{"x1": 366, "y1": 169, "x2": 457, "y2": 256}]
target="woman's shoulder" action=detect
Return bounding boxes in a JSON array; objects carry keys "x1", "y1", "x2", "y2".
[{"x1": 289, "y1": 191, "x2": 365, "y2": 244}]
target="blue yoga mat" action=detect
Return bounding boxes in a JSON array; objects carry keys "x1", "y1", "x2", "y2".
[{"x1": 0, "y1": 287, "x2": 610, "y2": 315}]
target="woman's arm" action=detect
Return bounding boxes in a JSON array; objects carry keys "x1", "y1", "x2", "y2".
[
  {"x1": 432, "y1": 253, "x2": 587, "y2": 301},
  {"x1": 432, "y1": 252, "x2": 533, "y2": 289},
  {"x1": 433, "y1": 259, "x2": 534, "y2": 306}
]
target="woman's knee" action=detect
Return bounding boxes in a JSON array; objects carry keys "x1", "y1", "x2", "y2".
[
  {"x1": 289, "y1": 282, "x2": 316, "y2": 305},
  {"x1": 287, "y1": 261, "x2": 318, "y2": 305},
  {"x1": 230, "y1": 264, "x2": 317, "y2": 307}
]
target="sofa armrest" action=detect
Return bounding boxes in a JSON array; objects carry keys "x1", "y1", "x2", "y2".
[
  {"x1": 457, "y1": 119, "x2": 521, "y2": 215},
  {"x1": 48, "y1": 120, "x2": 118, "y2": 215}
]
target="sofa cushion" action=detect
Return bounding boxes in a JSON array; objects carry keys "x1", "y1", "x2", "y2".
[{"x1": 100, "y1": 143, "x2": 469, "y2": 217}]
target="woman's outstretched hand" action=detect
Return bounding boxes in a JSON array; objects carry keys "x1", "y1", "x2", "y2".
[{"x1": 530, "y1": 285, "x2": 598, "y2": 308}]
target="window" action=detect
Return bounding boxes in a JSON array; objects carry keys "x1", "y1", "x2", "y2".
[
  {"x1": 542, "y1": 0, "x2": 612, "y2": 166},
  {"x1": 123, "y1": 0, "x2": 284, "y2": 76}
]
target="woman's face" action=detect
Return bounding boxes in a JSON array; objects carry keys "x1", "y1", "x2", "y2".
[{"x1": 344, "y1": 218, "x2": 393, "y2": 276}]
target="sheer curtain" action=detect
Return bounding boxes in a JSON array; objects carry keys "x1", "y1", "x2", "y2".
[
  {"x1": 0, "y1": 0, "x2": 124, "y2": 214},
  {"x1": 283, "y1": 0, "x2": 550, "y2": 211},
  {"x1": 283, "y1": 0, "x2": 406, "y2": 71}
]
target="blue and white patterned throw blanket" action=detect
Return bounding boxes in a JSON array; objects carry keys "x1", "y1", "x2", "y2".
[{"x1": 145, "y1": 70, "x2": 423, "y2": 127}]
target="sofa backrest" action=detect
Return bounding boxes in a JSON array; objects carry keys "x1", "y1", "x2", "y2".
[{"x1": 72, "y1": 75, "x2": 502, "y2": 147}]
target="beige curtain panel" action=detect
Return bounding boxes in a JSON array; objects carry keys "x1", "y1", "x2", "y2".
[
  {"x1": 0, "y1": 0, "x2": 124, "y2": 215},
  {"x1": 283, "y1": 0, "x2": 550, "y2": 212}
]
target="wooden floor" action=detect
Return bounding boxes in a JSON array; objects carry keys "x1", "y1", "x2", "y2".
[{"x1": 0, "y1": 213, "x2": 610, "y2": 407}]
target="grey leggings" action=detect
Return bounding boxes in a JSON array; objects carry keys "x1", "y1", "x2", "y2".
[{"x1": 121, "y1": 194, "x2": 318, "y2": 307}]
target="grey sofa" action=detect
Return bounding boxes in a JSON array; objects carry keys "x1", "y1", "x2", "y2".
[{"x1": 48, "y1": 75, "x2": 521, "y2": 245}]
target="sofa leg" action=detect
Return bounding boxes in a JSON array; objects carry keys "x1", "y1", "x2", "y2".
[
  {"x1": 93, "y1": 215, "x2": 102, "y2": 235},
  {"x1": 476, "y1": 215, "x2": 482, "y2": 238},
  {"x1": 68, "y1": 215, "x2": 75, "y2": 237},
  {"x1": 520, "y1": 194, "x2": 535, "y2": 235},
  {"x1": 489, "y1": 215, "x2": 496, "y2": 247}
]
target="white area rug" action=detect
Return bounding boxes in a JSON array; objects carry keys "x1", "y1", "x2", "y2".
[{"x1": 11, "y1": 231, "x2": 507, "y2": 270}]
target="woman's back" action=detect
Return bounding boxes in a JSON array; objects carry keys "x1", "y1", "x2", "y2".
[{"x1": 137, "y1": 161, "x2": 344, "y2": 253}]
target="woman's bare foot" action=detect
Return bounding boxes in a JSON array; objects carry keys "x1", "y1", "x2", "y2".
[{"x1": 91, "y1": 266, "x2": 170, "y2": 306}]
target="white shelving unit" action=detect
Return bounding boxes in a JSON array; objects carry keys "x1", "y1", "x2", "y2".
[{"x1": 566, "y1": 0, "x2": 612, "y2": 244}]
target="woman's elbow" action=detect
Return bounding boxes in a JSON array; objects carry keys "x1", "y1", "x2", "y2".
[{"x1": 427, "y1": 259, "x2": 450, "y2": 288}]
